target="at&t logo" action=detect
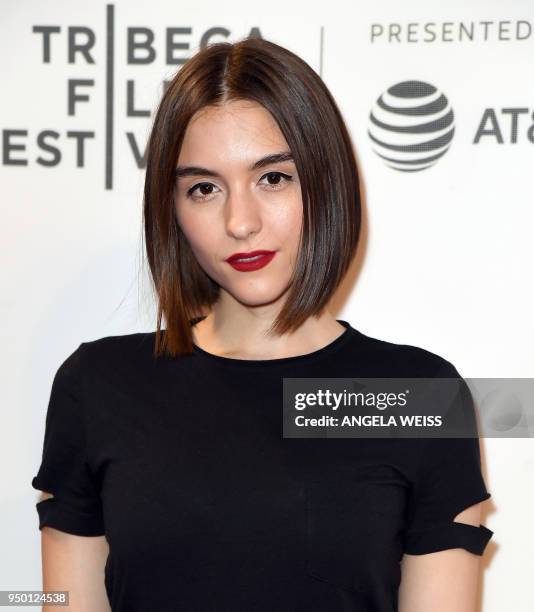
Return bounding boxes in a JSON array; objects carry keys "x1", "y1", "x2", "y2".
[{"x1": 368, "y1": 80, "x2": 455, "y2": 172}]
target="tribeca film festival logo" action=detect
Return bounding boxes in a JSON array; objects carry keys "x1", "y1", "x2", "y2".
[
  {"x1": 2, "y1": 4, "x2": 261, "y2": 190},
  {"x1": 368, "y1": 78, "x2": 534, "y2": 172},
  {"x1": 4, "y1": 7, "x2": 533, "y2": 183}
]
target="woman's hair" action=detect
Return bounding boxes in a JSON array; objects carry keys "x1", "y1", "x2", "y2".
[{"x1": 142, "y1": 36, "x2": 362, "y2": 358}]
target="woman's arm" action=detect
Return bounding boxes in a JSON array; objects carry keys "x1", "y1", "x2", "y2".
[
  {"x1": 39, "y1": 493, "x2": 111, "y2": 612},
  {"x1": 398, "y1": 501, "x2": 484, "y2": 612}
]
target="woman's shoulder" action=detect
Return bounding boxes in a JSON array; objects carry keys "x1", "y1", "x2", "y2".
[
  {"x1": 75, "y1": 331, "x2": 161, "y2": 374},
  {"x1": 81, "y1": 330, "x2": 156, "y2": 356},
  {"x1": 347, "y1": 325, "x2": 461, "y2": 379},
  {"x1": 47, "y1": 333, "x2": 161, "y2": 388}
]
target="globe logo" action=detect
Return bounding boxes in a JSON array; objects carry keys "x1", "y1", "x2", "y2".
[{"x1": 368, "y1": 80, "x2": 455, "y2": 172}]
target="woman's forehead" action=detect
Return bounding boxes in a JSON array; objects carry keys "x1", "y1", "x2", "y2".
[{"x1": 179, "y1": 102, "x2": 290, "y2": 167}]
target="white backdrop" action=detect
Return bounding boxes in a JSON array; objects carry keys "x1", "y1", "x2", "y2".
[{"x1": 2, "y1": 0, "x2": 533, "y2": 610}]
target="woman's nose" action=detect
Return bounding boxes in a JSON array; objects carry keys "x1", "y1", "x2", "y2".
[{"x1": 224, "y1": 188, "x2": 262, "y2": 239}]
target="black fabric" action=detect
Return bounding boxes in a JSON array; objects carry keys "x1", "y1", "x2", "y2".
[{"x1": 31, "y1": 319, "x2": 493, "y2": 611}]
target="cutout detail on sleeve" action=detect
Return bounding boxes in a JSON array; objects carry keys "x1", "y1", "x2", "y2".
[{"x1": 31, "y1": 343, "x2": 106, "y2": 537}]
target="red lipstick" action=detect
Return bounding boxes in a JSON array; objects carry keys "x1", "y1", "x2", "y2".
[{"x1": 225, "y1": 250, "x2": 277, "y2": 272}]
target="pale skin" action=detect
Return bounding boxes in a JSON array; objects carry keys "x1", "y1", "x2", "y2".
[
  {"x1": 37, "y1": 99, "x2": 487, "y2": 611},
  {"x1": 38, "y1": 493, "x2": 111, "y2": 612},
  {"x1": 174, "y1": 99, "x2": 346, "y2": 356}
]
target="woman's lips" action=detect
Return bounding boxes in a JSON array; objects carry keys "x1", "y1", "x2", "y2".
[{"x1": 225, "y1": 251, "x2": 277, "y2": 272}]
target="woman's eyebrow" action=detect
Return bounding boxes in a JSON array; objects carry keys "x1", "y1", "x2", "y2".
[{"x1": 175, "y1": 151, "x2": 294, "y2": 179}]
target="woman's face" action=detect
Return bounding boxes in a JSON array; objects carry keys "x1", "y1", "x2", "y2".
[{"x1": 174, "y1": 100, "x2": 303, "y2": 308}]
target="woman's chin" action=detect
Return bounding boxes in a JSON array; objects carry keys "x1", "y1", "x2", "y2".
[{"x1": 224, "y1": 283, "x2": 291, "y2": 308}]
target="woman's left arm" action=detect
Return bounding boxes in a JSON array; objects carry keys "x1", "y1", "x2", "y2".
[{"x1": 398, "y1": 501, "x2": 484, "y2": 612}]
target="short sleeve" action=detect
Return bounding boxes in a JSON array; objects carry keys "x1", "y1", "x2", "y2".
[
  {"x1": 31, "y1": 343, "x2": 105, "y2": 536},
  {"x1": 402, "y1": 360, "x2": 494, "y2": 556}
]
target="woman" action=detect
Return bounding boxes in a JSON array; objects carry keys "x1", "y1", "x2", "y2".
[{"x1": 32, "y1": 37, "x2": 493, "y2": 611}]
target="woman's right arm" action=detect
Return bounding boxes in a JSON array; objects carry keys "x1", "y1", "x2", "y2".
[{"x1": 39, "y1": 493, "x2": 111, "y2": 612}]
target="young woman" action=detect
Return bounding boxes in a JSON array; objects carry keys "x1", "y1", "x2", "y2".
[{"x1": 32, "y1": 37, "x2": 493, "y2": 611}]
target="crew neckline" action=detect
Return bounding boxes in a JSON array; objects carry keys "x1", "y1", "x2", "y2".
[{"x1": 190, "y1": 319, "x2": 356, "y2": 368}]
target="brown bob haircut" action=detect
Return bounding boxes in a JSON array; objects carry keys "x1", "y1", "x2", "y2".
[{"x1": 142, "y1": 36, "x2": 361, "y2": 358}]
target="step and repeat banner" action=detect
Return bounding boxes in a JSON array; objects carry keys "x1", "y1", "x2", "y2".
[{"x1": 2, "y1": 0, "x2": 533, "y2": 610}]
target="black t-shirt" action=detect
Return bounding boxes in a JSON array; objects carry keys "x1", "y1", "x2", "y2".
[{"x1": 32, "y1": 319, "x2": 493, "y2": 611}]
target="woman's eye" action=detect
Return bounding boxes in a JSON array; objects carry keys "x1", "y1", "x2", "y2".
[
  {"x1": 186, "y1": 182, "x2": 219, "y2": 201},
  {"x1": 185, "y1": 171, "x2": 293, "y2": 202},
  {"x1": 259, "y1": 171, "x2": 293, "y2": 189}
]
